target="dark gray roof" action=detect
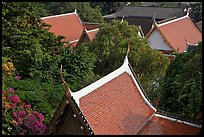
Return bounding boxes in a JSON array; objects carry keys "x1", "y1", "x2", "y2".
[
  {"x1": 195, "y1": 21, "x2": 202, "y2": 32},
  {"x1": 106, "y1": 6, "x2": 186, "y2": 20}
]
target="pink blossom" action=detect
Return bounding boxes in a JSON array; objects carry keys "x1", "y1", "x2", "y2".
[
  {"x1": 15, "y1": 76, "x2": 21, "y2": 80},
  {"x1": 8, "y1": 87, "x2": 14, "y2": 93},
  {"x1": 2, "y1": 90, "x2": 6, "y2": 94},
  {"x1": 24, "y1": 104, "x2": 31, "y2": 109},
  {"x1": 8, "y1": 95, "x2": 19, "y2": 103},
  {"x1": 12, "y1": 112, "x2": 17, "y2": 117},
  {"x1": 10, "y1": 103, "x2": 16, "y2": 109}
]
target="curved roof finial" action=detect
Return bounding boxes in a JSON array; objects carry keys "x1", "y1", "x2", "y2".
[
  {"x1": 60, "y1": 64, "x2": 71, "y2": 98},
  {"x1": 126, "y1": 41, "x2": 131, "y2": 56},
  {"x1": 74, "y1": 9, "x2": 77, "y2": 14},
  {"x1": 120, "y1": 16, "x2": 125, "y2": 24}
]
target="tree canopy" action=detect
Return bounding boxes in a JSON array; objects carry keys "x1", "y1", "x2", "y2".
[
  {"x1": 87, "y1": 20, "x2": 170, "y2": 101},
  {"x1": 42, "y1": 2, "x2": 104, "y2": 23},
  {"x1": 90, "y1": 2, "x2": 128, "y2": 15},
  {"x1": 158, "y1": 42, "x2": 202, "y2": 122},
  {"x1": 2, "y1": 2, "x2": 98, "y2": 131}
]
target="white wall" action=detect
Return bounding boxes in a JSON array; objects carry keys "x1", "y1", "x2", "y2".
[{"x1": 148, "y1": 29, "x2": 172, "y2": 51}]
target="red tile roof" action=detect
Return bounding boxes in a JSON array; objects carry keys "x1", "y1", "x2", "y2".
[
  {"x1": 79, "y1": 72, "x2": 154, "y2": 135},
  {"x1": 71, "y1": 56, "x2": 201, "y2": 135},
  {"x1": 157, "y1": 16, "x2": 202, "y2": 52},
  {"x1": 137, "y1": 115, "x2": 201, "y2": 135},
  {"x1": 42, "y1": 12, "x2": 84, "y2": 47},
  {"x1": 42, "y1": 13, "x2": 100, "y2": 47}
]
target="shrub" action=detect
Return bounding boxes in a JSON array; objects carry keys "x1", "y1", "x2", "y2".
[{"x1": 2, "y1": 87, "x2": 47, "y2": 135}]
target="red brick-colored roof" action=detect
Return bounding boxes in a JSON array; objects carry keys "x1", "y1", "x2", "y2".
[
  {"x1": 79, "y1": 72, "x2": 154, "y2": 135},
  {"x1": 137, "y1": 115, "x2": 201, "y2": 135},
  {"x1": 71, "y1": 56, "x2": 201, "y2": 135},
  {"x1": 42, "y1": 12, "x2": 84, "y2": 47},
  {"x1": 157, "y1": 16, "x2": 202, "y2": 52}
]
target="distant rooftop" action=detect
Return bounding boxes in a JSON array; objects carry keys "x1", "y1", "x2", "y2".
[{"x1": 104, "y1": 6, "x2": 186, "y2": 20}]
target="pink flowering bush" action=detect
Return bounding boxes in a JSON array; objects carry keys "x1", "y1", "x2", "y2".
[{"x1": 2, "y1": 88, "x2": 46, "y2": 135}]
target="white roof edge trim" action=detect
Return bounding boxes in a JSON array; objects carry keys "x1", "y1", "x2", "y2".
[
  {"x1": 41, "y1": 12, "x2": 75, "y2": 19},
  {"x1": 154, "y1": 113, "x2": 202, "y2": 128},
  {"x1": 86, "y1": 28, "x2": 100, "y2": 33},
  {"x1": 157, "y1": 15, "x2": 189, "y2": 27},
  {"x1": 74, "y1": 12, "x2": 83, "y2": 26},
  {"x1": 69, "y1": 39, "x2": 79, "y2": 43},
  {"x1": 125, "y1": 61, "x2": 157, "y2": 112},
  {"x1": 72, "y1": 56, "x2": 129, "y2": 106},
  {"x1": 72, "y1": 55, "x2": 157, "y2": 113}
]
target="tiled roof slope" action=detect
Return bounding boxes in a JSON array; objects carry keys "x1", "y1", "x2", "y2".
[
  {"x1": 157, "y1": 16, "x2": 202, "y2": 52},
  {"x1": 137, "y1": 115, "x2": 201, "y2": 135},
  {"x1": 42, "y1": 12, "x2": 99, "y2": 47},
  {"x1": 42, "y1": 12, "x2": 84, "y2": 47},
  {"x1": 79, "y1": 72, "x2": 154, "y2": 134},
  {"x1": 71, "y1": 56, "x2": 201, "y2": 135},
  {"x1": 104, "y1": 6, "x2": 186, "y2": 19},
  {"x1": 195, "y1": 21, "x2": 202, "y2": 32}
]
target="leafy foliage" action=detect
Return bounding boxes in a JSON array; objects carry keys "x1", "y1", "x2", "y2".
[
  {"x1": 189, "y1": 2, "x2": 202, "y2": 22},
  {"x1": 2, "y1": 87, "x2": 46, "y2": 135},
  {"x1": 90, "y1": 2, "x2": 128, "y2": 15},
  {"x1": 158, "y1": 42, "x2": 202, "y2": 122},
  {"x1": 88, "y1": 20, "x2": 169, "y2": 101},
  {"x1": 2, "y1": 2, "x2": 99, "y2": 132},
  {"x1": 60, "y1": 45, "x2": 100, "y2": 91},
  {"x1": 42, "y1": 2, "x2": 104, "y2": 23}
]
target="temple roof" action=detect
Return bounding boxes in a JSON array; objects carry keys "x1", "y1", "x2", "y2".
[
  {"x1": 103, "y1": 6, "x2": 186, "y2": 20},
  {"x1": 147, "y1": 15, "x2": 202, "y2": 53},
  {"x1": 42, "y1": 11, "x2": 84, "y2": 47},
  {"x1": 42, "y1": 11, "x2": 99, "y2": 47},
  {"x1": 69, "y1": 56, "x2": 201, "y2": 135}
]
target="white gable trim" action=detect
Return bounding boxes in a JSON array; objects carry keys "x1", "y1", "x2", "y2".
[
  {"x1": 71, "y1": 56, "x2": 157, "y2": 112},
  {"x1": 157, "y1": 15, "x2": 189, "y2": 27},
  {"x1": 154, "y1": 113, "x2": 202, "y2": 128},
  {"x1": 41, "y1": 12, "x2": 75, "y2": 19},
  {"x1": 71, "y1": 56, "x2": 130, "y2": 105},
  {"x1": 85, "y1": 28, "x2": 99, "y2": 33},
  {"x1": 69, "y1": 39, "x2": 79, "y2": 43},
  {"x1": 41, "y1": 10, "x2": 84, "y2": 26}
]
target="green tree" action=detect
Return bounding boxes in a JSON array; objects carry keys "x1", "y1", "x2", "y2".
[
  {"x1": 158, "y1": 42, "x2": 202, "y2": 122},
  {"x1": 42, "y1": 2, "x2": 104, "y2": 23},
  {"x1": 90, "y1": 2, "x2": 128, "y2": 15},
  {"x1": 2, "y1": 2, "x2": 63, "y2": 82},
  {"x1": 60, "y1": 45, "x2": 99, "y2": 91},
  {"x1": 189, "y1": 2, "x2": 202, "y2": 22},
  {"x1": 88, "y1": 20, "x2": 169, "y2": 101}
]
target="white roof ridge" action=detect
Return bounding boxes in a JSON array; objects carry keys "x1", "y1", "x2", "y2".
[
  {"x1": 85, "y1": 28, "x2": 99, "y2": 33},
  {"x1": 71, "y1": 56, "x2": 129, "y2": 105},
  {"x1": 69, "y1": 39, "x2": 79, "y2": 43},
  {"x1": 157, "y1": 15, "x2": 189, "y2": 27},
  {"x1": 41, "y1": 12, "x2": 76, "y2": 19},
  {"x1": 71, "y1": 55, "x2": 157, "y2": 112}
]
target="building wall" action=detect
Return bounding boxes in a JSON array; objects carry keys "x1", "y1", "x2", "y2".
[{"x1": 148, "y1": 29, "x2": 172, "y2": 51}]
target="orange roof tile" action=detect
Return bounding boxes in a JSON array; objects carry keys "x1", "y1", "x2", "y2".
[
  {"x1": 137, "y1": 115, "x2": 201, "y2": 135},
  {"x1": 79, "y1": 72, "x2": 154, "y2": 135},
  {"x1": 42, "y1": 12, "x2": 84, "y2": 46},
  {"x1": 157, "y1": 16, "x2": 202, "y2": 52},
  {"x1": 70, "y1": 56, "x2": 201, "y2": 135}
]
